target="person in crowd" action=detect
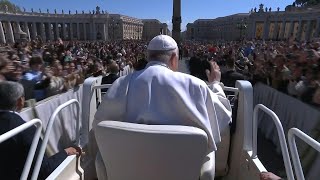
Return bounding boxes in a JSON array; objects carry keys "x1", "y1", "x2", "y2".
[
  {"x1": 0, "y1": 81, "x2": 79, "y2": 180},
  {"x1": 102, "y1": 61, "x2": 119, "y2": 85},
  {"x1": 64, "y1": 62, "x2": 83, "y2": 90},
  {"x1": 94, "y1": 34, "x2": 232, "y2": 154},
  {"x1": 46, "y1": 63, "x2": 65, "y2": 96},
  {"x1": 0, "y1": 55, "x2": 9, "y2": 81},
  {"x1": 221, "y1": 55, "x2": 246, "y2": 87},
  {"x1": 22, "y1": 56, "x2": 50, "y2": 101}
]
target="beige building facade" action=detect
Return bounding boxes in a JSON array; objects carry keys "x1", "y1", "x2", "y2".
[
  {"x1": 108, "y1": 14, "x2": 143, "y2": 40},
  {"x1": 186, "y1": 4, "x2": 320, "y2": 42},
  {"x1": 248, "y1": 4, "x2": 320, "y2": 41},
  {"x1": 0, "y1": 6, "x2": 109, "y2": 43},
  {"x1": 186, "y1": 13, "x2": 249, "y2": 41},
  {"x1": 142, "y1": 19, "x2": 169, "y2": 41}
]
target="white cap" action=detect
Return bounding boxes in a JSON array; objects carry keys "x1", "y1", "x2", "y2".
[{"x1": 147, "y1": 35, "x2": 178, "y2": 51}]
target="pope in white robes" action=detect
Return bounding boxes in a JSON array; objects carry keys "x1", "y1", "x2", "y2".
[{"x1": 94, "y1": 35, "x2": 232, "y2": 152}]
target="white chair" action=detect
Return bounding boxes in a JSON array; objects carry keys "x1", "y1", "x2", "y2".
[{"x1": 95, "y1": 121, "x2": 215, "y2": 180}]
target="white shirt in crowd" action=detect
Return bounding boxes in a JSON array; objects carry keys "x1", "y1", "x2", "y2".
[
  {"x1": 119, "y1": 65, "x2": 133, "y2": 77},
  {"x1": 94, "y1": 61, "x2": 232, "y2": 152}
]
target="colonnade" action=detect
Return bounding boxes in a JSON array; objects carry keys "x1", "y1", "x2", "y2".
[{"x1": 0, "y1": 20, "x2": 108, "y2": 43}]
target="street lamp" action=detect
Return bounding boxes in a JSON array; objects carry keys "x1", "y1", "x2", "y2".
[
  {"x1": 236, "y1": 20, "x2": 248, "y2": 40},
  {"x1": 110, "y1": 19, "x2": 119, "y2": 40}
]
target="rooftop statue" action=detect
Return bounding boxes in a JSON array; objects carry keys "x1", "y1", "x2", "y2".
[
  {"x1": 259, "y1": 4, "x2": 264, "y2": 12},
  {"x1": 4, "y1": 5, "x2": 8, "y2": 13},
  {"x1": 96, "y1": 6, "x2": 100, "y2": 14}
]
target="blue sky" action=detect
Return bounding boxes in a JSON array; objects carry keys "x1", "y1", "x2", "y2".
[{"x1": 11, "y1": 0, "x2": 294, "y2": 30}]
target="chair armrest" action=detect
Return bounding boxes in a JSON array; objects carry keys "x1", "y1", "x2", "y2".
[
  {"x1": 46, "y1": 155, "x2": 84, "y2": 180},
  {"x1": 200, "y1": 151, "x2": 215, "y2": 180}
]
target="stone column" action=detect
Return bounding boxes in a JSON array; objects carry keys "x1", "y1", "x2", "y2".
[
  {"x1": 12, "y1": 22, "x2": 20, "y2": 41},
  {"x1": 83, "y1": 23, "x2": 87, "y2": 40},
  {"x1": 297, "y1": 20, "x2": 303, "y2": 41},
  {"x1": 40, "y1": 23, "x2": 46, "y2": 42},
  {"x1": 263, "y1": 20, "x2": 269, "y2": 40},
  {"x1": 279, "y1": 20, "x2": 286, "y2": 40},
  {"x1": 91, "y1": 22, "x2": 96, "y2": 40},
  {"x1": 305, "y1": 20, "x2": 312, "y2": 41},
  {"x1": 77, "y1": 23, "x2": 80, "y2": 40},
  {"x1": 47, "y1": 23, "x2": 53, "y2": 41},
  {"x1": 102, "y1": 23, "x2": 107, "y2": 41},
  {"x1": 55, "y1": 23, "x2": 59, "y2": 40},
  {"x1": 273, "y1": 21, "x2": 279, "y2": 40},
  {"x1": 288, "y1": 21, "x2": 294, "y2": 38},
  {"x1": 32, "y1": 22, "x2": 37, "y2": 40},
  {"x1": 62, "y1": 23, "x2": 66, "y2": 40},
  {"x1": 7, "y1": 22, "x2": 15, "y2": 43},
  {"x1": 24, "y1": 22, "x2": 31, "y2": 41},
  {"x1": 172, "y1": 0, "x2": 181, "y2": 42},
  {"x1": 69, "y1": 23, "x2": 74, "y2": 40},
  {"x1": 315, "y1": 18, "x2": 320, "y2": 38},
  {"x1": 252, "y1": 21, "x2": 256, "y2": 39},
  {"x1": 0, "y1": 21, "x2": 6, "y2": 44}
]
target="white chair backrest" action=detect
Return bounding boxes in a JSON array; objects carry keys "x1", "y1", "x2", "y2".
[
  {"x1": 95, "y1": 121, "x2": 208, "y2": 180},
  {"x1": 0, "y1": 119, "x2": 42, "y2": 180}
]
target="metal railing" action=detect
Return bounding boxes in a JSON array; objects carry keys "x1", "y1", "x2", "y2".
[
  {"x1": 223, "y1": 86, "x2": 239, "y2": 94},
  {"x1": 0, "y1": 118, "x2": 42, "y2": 180},
  {"x1": 92, "y1": 84, "x2": 112, "y2": 104},
  {"x1": 288, "y1": 128, "x2": 320, "y2": 180},
  {"x1": 252, "y1": 104, "x2": 295, "y2": 180},
  {"x1": 31, "y1": 99, "x2": 81, "y2": 180},
  {"x1": 223, "y1": 86, "x2": 239, "y2": 108}
]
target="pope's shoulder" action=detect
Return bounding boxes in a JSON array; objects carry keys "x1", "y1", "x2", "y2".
[
  {"x1": 111, "y1": 69, "x2": 209, "y2": 89},
  {"x1": 172, "y1": 71, "x2": 208, "y2": 87}
]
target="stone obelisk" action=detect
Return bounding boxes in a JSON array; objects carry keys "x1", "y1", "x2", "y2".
[{"x1": 172, "y1": 0, "x2": 181, "y2": 43}]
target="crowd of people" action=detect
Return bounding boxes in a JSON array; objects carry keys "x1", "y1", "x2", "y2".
[
  {"x1": 1, "y1": 36, "x2": 319, "y2": 107},
  {"x1": 184, "y1": 39, "x2": 320, "y2": 107},
  {"x1": 0, "y1": 38, "x2": 148, "y2": 102},
  {"x1": 0, "y1": 34, "x2": 291, "y2": 180}
]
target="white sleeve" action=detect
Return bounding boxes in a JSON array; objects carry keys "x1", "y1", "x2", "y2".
[
  {"x1": 93, "y1": 76, "x2": 129, "y2": 129},
  {"x1": 206, "y1": 82, "x2": 232, "y2": 143}
]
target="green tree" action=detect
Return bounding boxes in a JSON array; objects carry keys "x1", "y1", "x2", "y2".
[
  {"x1": 295, "y1": 0, "x2": 320, "y2": 6},
  {"x1": 0, "y1": 0, "x2": 21, "y2": 13}
]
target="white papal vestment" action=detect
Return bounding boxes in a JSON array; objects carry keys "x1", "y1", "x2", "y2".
[{"x1": 94, "y1": 61, "x2": 232, "y2": 152}]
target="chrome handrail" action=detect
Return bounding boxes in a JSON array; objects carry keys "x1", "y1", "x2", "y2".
[
  {"x1": 0, "y1": 118, "x2": 42, "y2": 180},
  {"x1": 31, "y1": 99, "x2": 81, "y2": 180},
  {"x1": 223, "y1": 86, "x2": 239, "y2": 94},
  {"x1": 92, "y1": 84, "x2": 112, "y2": 90},
  {"x1": 288, "y1": 128, "x2": 320, "y2": 180},
  {"x1": 92, "y1": 84, "x2": 113, "y2": 104},
  {"x1": 252, "y1": 104, "x2": 295, "y2": 180}
]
